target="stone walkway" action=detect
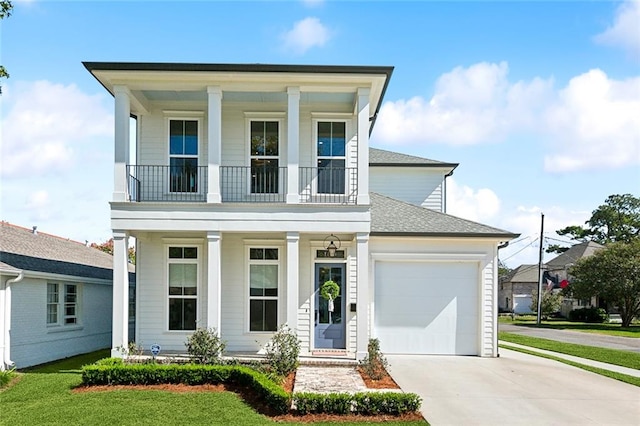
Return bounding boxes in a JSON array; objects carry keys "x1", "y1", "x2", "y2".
[{"x1": 293, "y1": 365, "x2": 368, "y2": 393}]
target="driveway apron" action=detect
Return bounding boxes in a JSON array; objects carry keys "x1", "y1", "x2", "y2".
[{"x1": 387, "y1": 350, "x2": 640, "y2": 426}]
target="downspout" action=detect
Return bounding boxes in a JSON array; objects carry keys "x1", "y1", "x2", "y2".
[
  {"x1": 2, "y1": 271, "x2": 24, "y2": 370},
  {"x1": 443, "y1": 169, "x2": 454, "y2": 213}
]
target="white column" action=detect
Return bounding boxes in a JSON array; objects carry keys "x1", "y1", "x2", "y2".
[
  {"x1": 111, "y1": 231, "x2": 129, "y2": 357},
  {"x1": 207, "y1": 87, "x2": 223, "y2": 203},
  {"x1": 113, "y1": 86, "x2": 131, "y2": 202},
  {"x1": 286, "y1": 232, "x2": 300, "y2": 331},
  {"x1": 287, "y1": 87, "x2": 300, "y2": 204},
  {"x1": 207, "y1": 232, "x2": 222, "y2": 334},
  {"x1": 356, "y1": 88, "x2": 370, "y2": 205},
  {"x1": 355, "y1": 232, "x2": 370, "y2": 360}
]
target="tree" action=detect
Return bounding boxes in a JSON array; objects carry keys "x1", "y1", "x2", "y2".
[
  {"x1": 91, "y1": 238, "x2": 136, "y2": 264},
  {"x1": 0, "y1": 1, "x2": 12, "y2": 94},
  {"x1": 567, "y1": 239, "x2": 640, "y2": 327},
  {"x1": 548, "y1": 194, "x2": 640, "y2": 253},
  {"x1": 530, "y1": 290, "x2": 562, "y2": 320}
]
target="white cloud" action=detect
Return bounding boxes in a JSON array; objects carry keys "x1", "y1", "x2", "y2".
[
  {"x1": 281, "y1": 17, "x2": 331, "y2": 54},
  {"x1": 594, "y1": 0, "x2": 640, "y2": 59},
  {"x1": 376, "y1": 62, "x2": 553, "y2": 145},
  {"x1": 1, "y1": 80, "x2": 113, "y2": 178},
  {"x1": 25, "y1": 189, "x2": 52, "y2": 221},
  {"x1": 446, "y1": 178, "x2": 500, "y2": 223},
  {"x1": 543, "y1": 70, "x2": 640, "y2": 172}
]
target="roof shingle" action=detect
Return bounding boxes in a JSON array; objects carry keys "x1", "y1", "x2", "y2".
[{"x1": 369, "y1": 147, "x2": 458, "y2": 168}]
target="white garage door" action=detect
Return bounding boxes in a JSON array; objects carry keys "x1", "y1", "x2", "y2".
[
  {"x1": 513, "y1": 295, "x2": 533, "y2": 314},
  {"x1": 374, "y1": 261, "x2": 479, "y2": 355}
]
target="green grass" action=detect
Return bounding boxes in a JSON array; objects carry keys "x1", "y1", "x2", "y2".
[
  {"x1": 499, "y1": 316, "x2": 640, "y2": 338},
  {"x1": 1, "y1": 350, "x2": 427, "y2": 425},
  {"x1": 499, "y1": 332, "x2": 640, "y2": 370},
  {"x1": 500, "y1": 344, "x2": 640, "y2": 387}
]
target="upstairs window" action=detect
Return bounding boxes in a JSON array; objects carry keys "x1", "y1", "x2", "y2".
[
  {"x1": 317, "y1": 121, "x2": 346, "y2": 194},
  {"x1": 250, "y1": 121, "x2": 279, "y2": 194},
  {"x1": 169, "y1": 119, "x2": 199, "y2": 193}
]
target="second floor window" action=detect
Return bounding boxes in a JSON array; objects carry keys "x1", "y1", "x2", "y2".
[
  {"x1": 250, "y1": 121, "x2": 279, "y2": 194},
  {"x1": 317, "y1": 121, "x2": 346, "y2": 194},
  {"x1": 169, "y1": 119, "x2": 198, "y2": 193}
]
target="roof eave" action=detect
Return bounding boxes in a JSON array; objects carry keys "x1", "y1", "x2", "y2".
[{"x1": 370, "y1": 232, "x2": 520, "y2": 239}]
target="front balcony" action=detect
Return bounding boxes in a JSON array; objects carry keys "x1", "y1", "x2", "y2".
[{"x1": 126, "y1": 165, "x2": 357, "y2": 204}]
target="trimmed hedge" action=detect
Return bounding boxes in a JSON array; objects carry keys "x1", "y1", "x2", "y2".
[
  {"x1": 568, "y1": 307, "x2": 608, "y2": 323},
  {"x1": 82, "y1": 359, "x2": 422, "y2": 416},
  {"x1": 82, "y1": 360, "x2": 289, "y2": 414},
  {"x1": 294, "y1": 391, "x2": 422, "y2": 415}
]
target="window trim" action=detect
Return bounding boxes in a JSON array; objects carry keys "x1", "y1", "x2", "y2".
[
  {"x1": 245, "y1": 118, "x2": 283, "y2": 195},
  {"x1": 165, "y1": 244, "x2": 202, "y2": 332},
  {"x1": 246, "y1": 245, "x2": 282, "y2": 333},
  {"x1": 312, "y1": 119, "x2": 350, "y2": 195},
  {"x1": 166, "y1": 117, "x2": 202, "y2": 194},
  {"x1": 46, "y1": 282, "x2": 81, "y2": 328}
]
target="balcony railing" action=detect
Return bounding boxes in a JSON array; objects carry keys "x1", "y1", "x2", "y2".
[
  {"x1": 299, "y1": 166, "x2": 357, "y2": 204},
  {"x1": 221, "y1": 166, "x2": 287, "y2": 203},
  {"x1": 126, "y1": 165, "x2": 357, "y2": 204},
  {"x1": 127, "y1": 165, "x2": 208, "y2": 202}
]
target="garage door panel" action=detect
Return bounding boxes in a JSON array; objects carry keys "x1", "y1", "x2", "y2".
[{"x1": 374, "y1": 261, "x2": 479, "y2": 355}]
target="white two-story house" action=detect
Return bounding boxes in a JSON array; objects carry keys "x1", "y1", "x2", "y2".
[{"x1": 85, "y1": 62, "x2": 517, "y2": 359}]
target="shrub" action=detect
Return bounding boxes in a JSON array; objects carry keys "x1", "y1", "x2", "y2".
[
  {"x1": 293, "y1": 391, "x2": 422, "y2": 415},
  {"x1": 185, "y1": 327, "x2": 226, "y2": 364},
  {"x1": 0, "y1": 368, "x2": 16, "y2": 388},
  {"x1": 359, "y1": 338, "x2": 389, "y2": 380},
  {"x1": 264, "y1": 324, "x2": 300, "y2": 377},
  {"x1": 568, "y1": 307, "x2": 608, "y2": 323}
]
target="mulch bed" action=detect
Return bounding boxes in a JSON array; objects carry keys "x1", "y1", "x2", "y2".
[{"x1": 73, "y1": 366, "x2": 421, "y2": 423}]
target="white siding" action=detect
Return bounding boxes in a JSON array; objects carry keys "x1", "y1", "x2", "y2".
[
  {"x1": 10, "y1": 277, "x2": 112, "y2": 368},
  {"x1": 370, "y1": 167, "x2": 445, "y2": 211}
]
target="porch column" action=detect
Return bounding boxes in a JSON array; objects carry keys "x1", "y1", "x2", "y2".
[
  {"x1": 207, "y1": 231, "x2": 222, "y2": 334},
  {"x1": 207, "y1": 86, "x2": 223, "y2": 203},
  {"x1": 286, "y1": 232, "x2": 299, "y2": 331},
  {"x1": 355, "y1": 232, "x2": 370, "y2": 360},
  {"x1": 112, "y1": 231, "x2": 129, "y2": 357},
  {"x1": 286, "y1": 87, "x2": 300, "y2": 204},
  {"x1": 113, "y1": 86, "x2": 131, "y2": 202},
  {"x1": 356, "y1": 88, "x2": 370, "y2": 205}
]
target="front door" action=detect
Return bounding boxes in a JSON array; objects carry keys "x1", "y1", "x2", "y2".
[{"x1": 314, "y1": 263, "x2": 346, "y2": 349}]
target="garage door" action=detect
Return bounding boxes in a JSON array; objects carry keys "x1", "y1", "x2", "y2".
[
  {"x1": 374, "y1": 261, "x2": 479, "y2": 355},
  {"x1": 513, "y1": 295, "x2": 533, "y2": 314}
]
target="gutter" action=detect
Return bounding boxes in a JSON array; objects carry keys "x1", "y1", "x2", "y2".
[{"x1": 1, "y1": 270, "x2": 23, "y2": 370}]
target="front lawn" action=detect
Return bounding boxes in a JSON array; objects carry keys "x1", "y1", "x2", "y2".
[
  {"x1": 499, "y1": 316, "x2": 640, "y2": 338},
  {"x1": 1, "y1": 351, "x2": 427, "y2": 425},
  {"x1": 498, "y1": 332, "x2": 640, "y2": 370}
]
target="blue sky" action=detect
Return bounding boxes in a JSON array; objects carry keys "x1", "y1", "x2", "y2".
[{"x1": 1, "y1": 0, "x2": 639, "y2": 267}]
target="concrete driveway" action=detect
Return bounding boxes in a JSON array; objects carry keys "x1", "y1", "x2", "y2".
[{"x1": 387, "y1": 349, "x2": 640, "y2": 425}]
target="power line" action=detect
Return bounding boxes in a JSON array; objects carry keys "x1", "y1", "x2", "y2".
[{"x1": 501, "y1": 237, "x2": 539, "y2": 262}]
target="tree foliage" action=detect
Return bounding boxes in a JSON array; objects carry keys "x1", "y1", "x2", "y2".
[
  {"x1": 0, "y1": 1, "x2": 12, "y2": 93},
  {"x1": 567, "y1": 239, "x2": 640, "y2": 327},
  {"x1": 548, "y1": 194, "x2": 640, "y2": 253},
  {"x1": 530, "y1": 290, "x2": 563, "y2": 320},
  {"x1": 91, "y1": 238, "x2": 136, "y2": 264}
]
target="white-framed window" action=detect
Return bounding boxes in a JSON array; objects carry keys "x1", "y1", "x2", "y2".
[
  {"x1": 248, "y1": 247, "x2": 279, "y2": 332},
  {"x1": 316, "y1": 121, "x2": 347, "y2": 194},
  {"x1": 168, "y1": 119, "x2": 199, "y2": 193},
  {"x1": 167, "y1": 246, "x2": 199, "y2": 331},
  {"x1": 249, "y1": 120, "x2": 280, "y2": 194},
  {"x1": 47, "y1": 282, "x2": 80, "y2": 326}
]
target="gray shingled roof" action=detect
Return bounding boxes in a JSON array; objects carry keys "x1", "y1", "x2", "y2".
[
  {"x1": 545, "y1": 240, "x2": 604, "y2": 270},
  {"x1": 370, "y1": 147, "x2": 458, "y2": 168},
  {"x1": 503, "y1": 264, "x2": 539, "y2": 283},
  {"x1": 370, "y1": 193, "x2": 518, "y2": 238},
  {"x1": 0, "y1": 222, "x2": 131, "y2": 281}
]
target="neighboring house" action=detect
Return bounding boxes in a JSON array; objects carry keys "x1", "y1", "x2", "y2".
[
  {"x1": 84, "y1": 62, "x2": 517, "y2": 358},
  {"x1": 0, "y1": 222, "x2": 133, "y2": 370},
  {"x1": 499, "y1": 241, "x2": 606, "y2": 316},
  {"x1": 499, "y1": 264, "x2": 538, "y2": 314}
]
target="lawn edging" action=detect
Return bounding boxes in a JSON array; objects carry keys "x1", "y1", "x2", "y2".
[{"x1": 81, "y1": 359, "x2": 422, "y2": 416}]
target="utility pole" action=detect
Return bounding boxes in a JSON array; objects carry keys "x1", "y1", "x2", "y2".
[{"x1": 536, "y1": 212, "x2": 545, "y2": 325}]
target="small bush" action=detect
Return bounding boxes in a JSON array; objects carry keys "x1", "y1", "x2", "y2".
[
  {"x1": 185, "y1": 327, "x2": 226, "y2": 364},
  {"x1": 569, "y1": 307, "x2": 608, "y2": 323},
  {"x1": 359, "y1": 338, "x2": 389, "y2": 380},
  {"x1": 264, "y1": 324, "x2": 300, "y2": 377},
  {"x1": 0, "y1": 368, "x2": 16, "y2": 388},
  {"x1": 293, "y1": 391, "x2": 422, "y2": 415}
]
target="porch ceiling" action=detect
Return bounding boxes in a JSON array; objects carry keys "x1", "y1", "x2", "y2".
[{"x1": 138, "y1": 90, "x2": 355, "y2": 105}]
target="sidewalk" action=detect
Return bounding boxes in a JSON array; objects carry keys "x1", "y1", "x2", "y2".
[{"x1": 499, "y1": 340, "x2": 640, "y2": 378}]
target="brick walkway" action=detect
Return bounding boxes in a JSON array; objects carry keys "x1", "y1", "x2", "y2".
[{"x1": 293, "y1": 365, "x2": 368, "y2": 393}]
